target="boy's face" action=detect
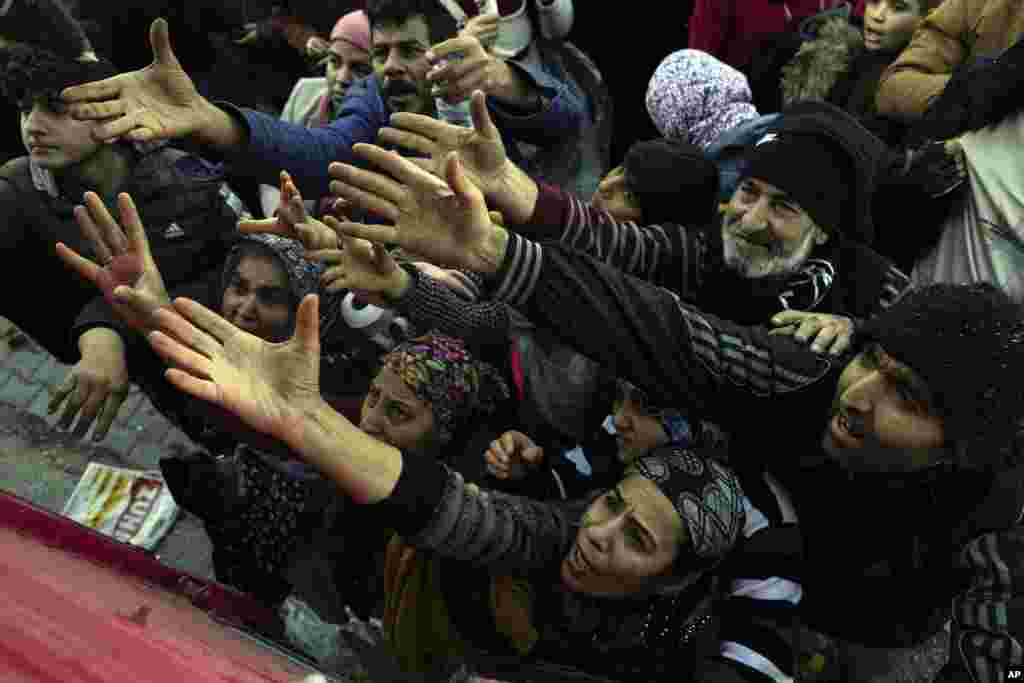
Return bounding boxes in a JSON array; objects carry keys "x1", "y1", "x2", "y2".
[
  {"x1": 19, "y1": 92, "x2": 102, "y2": 171},
  {"x1": 863, "y1": 0, "x2": 925, "y2": 52}
]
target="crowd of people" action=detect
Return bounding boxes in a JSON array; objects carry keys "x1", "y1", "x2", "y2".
[{"x1": 2, "y1": 0, "x2": 1024, "y2": 681}]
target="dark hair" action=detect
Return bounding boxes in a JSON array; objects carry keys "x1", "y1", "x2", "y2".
[
  {"x1": 364, "y1": 0, "x2": 458, "y2": 45},
  {"x1": 623, "y1": 139, "x2": 720, "y2": 227},
  {"x1": 0, "y1": 43, "x2": 116, "y2": 106},
  {"x1": 0, "y1": 0, "x2": 93, "y2": 59}
]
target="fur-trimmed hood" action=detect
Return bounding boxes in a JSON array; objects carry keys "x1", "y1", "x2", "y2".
[{"x1": 781, "y1": 16, "x2": 864, "y2": 107}]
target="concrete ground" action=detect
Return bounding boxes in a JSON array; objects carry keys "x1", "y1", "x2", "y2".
[{"x1": 0, "y1": 318, "x2": 952, "y2": 682}]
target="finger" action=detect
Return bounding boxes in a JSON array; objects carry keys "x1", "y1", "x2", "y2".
[
  {"x1": 522, "y1": 446, "x2": 544, "y2": 465},
  {"x1": 377, "y1": 126, "x2": 438, "y2": 157},
  {"x1": 112, "y1": 286, "x2": 165, "y2": 325},
  {"x1": 150, "y1": 303, "x2": 224, "y2": 358},
  {"x1": 428, "y1": 53, "x2": 485, "y2": 85},
  {"x1": 61, "y1": 79, "x2": 125, "y2": 107},
  {"x1": 71, "y1": 388, "x2": 105, "y2": 439},
  {"x1": 72, "y1": 203, "x2": 115, "y2": 264},
  {"x1": 498, "y1": 431, "x2": 517, "y2": 454},
  {"x1": 150, "y1": 18, "x2": 184, "y2": 71},
  {"x1": 793, "y1": 318, "x2": 823, "y2": 343},
  {"x1": 767, "y1": 323, "x2": 797, "y2": 337},
  {"x1": 770, "y1": 310, "x2": 811, "y2": 327},
  {"x1": 331, "y1": 221, "x2": 399, "y2": 246},
  {"x1": 388, "y1": 112, "x2": 462, "y2": 147},
  {"x1": 170, "y1": 297, "x2": 239, "y2": 345},
  {"x1": 147, "y1": 329, "x2": 215, "y2": 380},
  {"x1": 440, "y1": 69, "x2": 489, "y2": 103},
  {"x1": 93, "y1": 389, "x2": 128, "y2": 440},
  {"x1": 89, "y1": 110, "x2": 154, "y2": 143},
  {"x1": 305, "y1": 248, "x2": 345, "y2": 265},
  {"x1": 163, "y1": 366, "x2": 220, "y2": 405},
  {"x1": 55, "y1": 242, "x2": 104, "y2": 286},
  {"x1": 808, "y1": 326, "x2": 838, "y2": 354},
  {"x1": 57, "y1": 380, "x2": 87, "y2": 430},
  {"x1": 238, "y1": 216, "x2": 293, "y2": 236},
  {"x1": 371, "y1": 242, "x2": 394, "y2": 273},
  {"x1": 48, "y1": 374, "x2": 77, "y2": 415},
  {"x1": 469, "y1": 90, "x2": 500, "y2": 141},
  {"x1": 427, "y1": 36, "x2": 484, "y2": 62},
  {"x1": 117, "y1": 192, "x2": 151, "y2": 257},
  {"x1": 292, "y1": 294, "x2": 320, "y2": 354},
  {"x1": 328, "y1": 180, "x2": 401, "y2": 223},
  {"x1": 828, "y1": 326, "x2": 854, "y2": 356},
  {"x1": 85, "y1": 191, "x2": 130, "y2": 255},
  {"x1": 351, "y1": 144, "x2": 453, "y2": 195},
  {"x1": 445, "y1": 152, "x2": 485, "y2": 208}
]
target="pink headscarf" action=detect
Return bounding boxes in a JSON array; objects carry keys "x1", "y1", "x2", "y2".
[{"x1": 330, "y1": 10, "x2": 371, "y2": 53}]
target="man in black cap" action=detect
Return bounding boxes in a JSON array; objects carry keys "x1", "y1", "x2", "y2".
[
  {"x1": 321, "y1": 142, "x2": 1024, "y2": 682},
  {"x1": 0, "y1": 43, "x2": 245, "y2": 440},
  {"x1": 377, "y1": 96, "x2": 911, "y2": 352}
]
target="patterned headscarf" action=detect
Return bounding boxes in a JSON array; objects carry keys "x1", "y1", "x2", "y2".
[
  {"x1": 646, "y1": 49, "x2": 760, "y2": 150},
  {"x1": 629, "y1": 447, "x2": 744, "y2": 566},
  {"x1": 382, "y1": 334, "x2": 511, "y2": 446},
  {"x1": 221, "y1": 233, "x2": 343, "y2": 339}
]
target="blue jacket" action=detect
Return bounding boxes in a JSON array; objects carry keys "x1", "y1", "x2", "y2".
[{"x1": 222, "y1": 57, "x2": 588, "y2": 202}]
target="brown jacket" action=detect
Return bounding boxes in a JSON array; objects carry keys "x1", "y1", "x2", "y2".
[{"x1": 877, "y1": 0, "x2": 1024, "y2": 119}]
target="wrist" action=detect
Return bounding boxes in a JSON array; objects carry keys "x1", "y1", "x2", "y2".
[
  {"x1": 195, "y1": 100, "x2": 245, "y2": 153},
  {"x1": 387, "y1": 267, "x2": 413, "y2": 302},
  {"x1": 492, "y1": 160, "x2": 539, "y2": 224},
  {"x1": 482, "y1": 225, "x2": 510, "y2": 274}
]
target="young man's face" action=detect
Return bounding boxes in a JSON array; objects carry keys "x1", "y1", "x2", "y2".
[
  {"x1": 369, "y1": 16, "x2": 434, "y2": 115},
  {"x1": 326, "y1": 39, "x2": 372, "y2": 112},
  {"x1": 722, "y1": 177, "x2": 829, "y2": 278},
  {"x1": 822, "y1": 343, "x2": 946, "y2": 472},
  {"x1": 19, "y1": 93, "x2": 101, "y2": 171},
  {"x1": 863, "y1": 0, "x2": 925, "y2": 52}
]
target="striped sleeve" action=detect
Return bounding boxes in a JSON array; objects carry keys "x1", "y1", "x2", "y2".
[
  {"x1": 875, "y1": 264, "x2": 913, "y2": 312},
  {"x1": 521, "y1": 182, "x2": 697, "y2": 296},
  {"x1": 490, "y1": 235, "x2": 838, "y2": 418},
  {"x1": 394, "y1": 266, "x2": 512, "y2": 347},
  {"x1": 946, "y1": 525, "x2": 1024, "y2": 683}
]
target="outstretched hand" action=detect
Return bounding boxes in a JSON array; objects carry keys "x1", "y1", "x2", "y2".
[
  {"x1": 239, "y1": 170, "x2": 340, "y2": 250},
  {"x1": 57, "y1": 191, "x2": 171, "y2": 333},
  {"x1": 378, "y1": 91, "x2": 509, "y2": 199},
  {"x1": 60, "y1": 18, "x2": 210, "y2": 143},
  {"x1": 485, "y1": 430, "x2": 545, "y2": 480},
  {"x1": 147, "y1": 295, "x2": 323, "y2": 453},
  {"x1": 770, "y1": 310, "x2": 855, "y2": 356},
  {"x1": 327, "y1": 144, "x2": 507, "y2": 273},
  {"x1": 307, "y1": 216, "x2": 409, "y2": 301}
]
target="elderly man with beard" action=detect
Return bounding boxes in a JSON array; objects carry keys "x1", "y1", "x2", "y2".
[
  {"x1": 375, "y1": 96, "x2": 911, "y2": 354},
  {"x1": 321, "y1": 142, "x2": 1024, "y2": 682},
  {"x1": 55, "y1": 0, "x2": 587, "y2": 209}
]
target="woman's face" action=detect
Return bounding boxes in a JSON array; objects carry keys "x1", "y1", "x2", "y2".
[
  {"x1": 612, "y1": 395, "x2": 670, "y2": 465},
  {"x1": 561, "y1": 476, "x2": 686, "y2": 598},
  {"x1": 360, "y1": 366, "x2": 438, "y2": 456},
  {"x1": 221, "y1": 253, "x2": 293, "y2": 342}
]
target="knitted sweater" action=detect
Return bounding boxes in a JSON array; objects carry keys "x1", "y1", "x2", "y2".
[
  {"x1": 472, "y1": 232, "x2": 1023, "y2": 683},
  {"x1": 516, "y1": 182, "x2": 911, "y2": 326}
]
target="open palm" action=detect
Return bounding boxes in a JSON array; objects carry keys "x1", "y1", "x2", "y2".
[
  {"x1": 378, "y1": 91, "x2": 509, "y2": 198},
  {"x1": 61, "y1": 19, "x2": 208, "y2": 143},
  {"x1": 307, "y1": 217, "x2": 407, "y2": 299},
  {"x1": 56, "y1": 192, "x2": 171, "y2": 332},
  {"x1": 147, "y1": 296, "x2": 323, "y2": 453},
  {"x1": 327, "y1": 144, "x2": 505, "y2": 273}
]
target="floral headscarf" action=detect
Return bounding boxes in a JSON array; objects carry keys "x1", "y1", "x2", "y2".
[{"x1": 382, "y1": 334, "x2": 511, "y2": 446}]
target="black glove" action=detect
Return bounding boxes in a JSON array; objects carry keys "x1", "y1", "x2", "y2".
[{"x1": 899, "y1": 140, "x2": 966, "y2": 198}]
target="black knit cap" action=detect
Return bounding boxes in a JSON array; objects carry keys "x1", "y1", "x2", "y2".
[
  {"x1": 623, "y1": 139, "x2": 720, "y2": 226},
  {"x1": 742, "y1": 100, "x2": 889, "y2": 246},
  {"x1": 858, "y1": 283, "x2": 1024, "y2": 470},
  {"x1": 0, "y1": 43, "x2": 117, "y2": 106}
]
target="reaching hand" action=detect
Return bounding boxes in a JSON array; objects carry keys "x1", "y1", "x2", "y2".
[
  {"x1": 59, "y1": 18, "x2": 210, "y2": 143},
  {"x1": 147, "y1": 295, "x2": 323, "y2": 453},
  {"x1": 770, "y1": 310, "x2": 855, "y2": 356},
  {"x1": 307, "y1": 216, "x2": 410, "y2": 300},
  {"x1": 57, "y1": 192, "x2": 171, "y2": 333},
  {"x1": 378, "y1": 91, "x2": 509, "y2": 199},
  {"x1": 239, "y1": 170, "x2": 340, "y2": 250},
  {"x1": 50, "y1": 329, "x2": 130, "y2": 441},
  {"x1": 459, "y1": 12, "x2": 499, "y2": 50},
  {"x1": 327, "y1": 144, "x2": 507, "y2": 273},
  {"x1": 426, "y1": 35, "x2": 519, "y2": 105},
  {"x1": 485, "y1": 430, "x2": 545, "y2": 480}
]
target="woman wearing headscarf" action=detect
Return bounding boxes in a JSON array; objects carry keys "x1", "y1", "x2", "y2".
[{"x1": 260, "y1": 10, "x2": 372, "y2": 218}]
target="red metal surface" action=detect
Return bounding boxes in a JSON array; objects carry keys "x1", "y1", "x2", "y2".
[{"x1": 0, "y1": 490, "x2": 318, "y2": 682}]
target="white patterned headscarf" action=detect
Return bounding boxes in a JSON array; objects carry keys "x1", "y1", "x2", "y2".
[{"x1": 628, "y1": 446, "x2": 745, "y2": 566}]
